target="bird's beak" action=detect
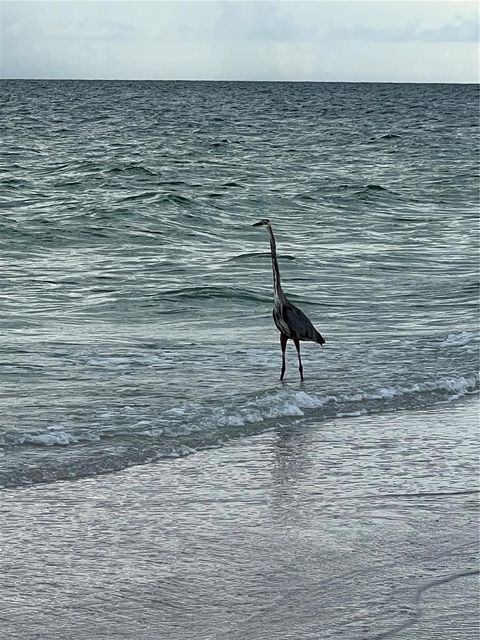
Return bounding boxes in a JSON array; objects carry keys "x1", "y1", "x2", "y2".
[{"x1": 252, "y1": 221, "x2": 263, "y2": 227}]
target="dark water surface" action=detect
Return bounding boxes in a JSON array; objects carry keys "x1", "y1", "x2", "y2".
[{"x1": 1, "y1": 81, "x2": 478, "y2": 487}]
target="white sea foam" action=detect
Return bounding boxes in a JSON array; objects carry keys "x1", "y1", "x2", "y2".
[
  {"x1": 433, "y1": 375, "x2": 480, "y2": 400},
  {"x1": 196, "y1": 374, "x2": 479, "y2": 431},
  {"x1": 162, "y1": 444, "x2": 197, "y2": 458},
  {"x1": 440, "y1": 332, "x2": 474, "y2": 347},
  {"x1": 166, "y1": 402, "x2": 202, "y2": 417},
  {"x1": 335, "y1": 409, "x2": 368, "y2": 418},
  {"x1": 20, "y1": 431, "x2": 79, "y2": 446},
  {"x1": 198, "y1": 389, "x2": 335, "y2": 430},
  {"x1": 4, "y1": 374, "x2": 477, "y2": 450},
  {"x1": 3, "y1": 429, "x2": 101, "y2": 447},
  {"x1": 141, "y1": 427, "x2": 164, "y2": 438},
  {"x1": 342, "y1": 374, "x2": 478, "y2": 404}
]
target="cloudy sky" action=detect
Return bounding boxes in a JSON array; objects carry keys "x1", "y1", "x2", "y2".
[{"x1": 1, "y1": 1, "x2": 479, "y2": 82}]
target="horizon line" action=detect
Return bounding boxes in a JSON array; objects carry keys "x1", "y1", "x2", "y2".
[{"x1": 1, "y1": 77, "x2": 478, "y2": 85}]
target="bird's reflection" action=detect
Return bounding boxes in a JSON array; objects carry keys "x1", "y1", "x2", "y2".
[{"x1": 269, "y1": 424, "x2": 314, "y2": 527}]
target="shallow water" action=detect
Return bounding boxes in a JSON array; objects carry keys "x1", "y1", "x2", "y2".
[
  {"x1": 1, "y1": 401, "x2": 478, "y2": 639},
  {"x1": 0, "y1": 80, "x2": 479, "y2": 487}
]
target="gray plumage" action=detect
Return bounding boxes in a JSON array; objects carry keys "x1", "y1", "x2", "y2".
[{"x1": 253, "y1": 218, "x2": 325, "y2": 381}]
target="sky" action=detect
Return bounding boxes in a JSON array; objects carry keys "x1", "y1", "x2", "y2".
[{"x1": 1, "y1": 1, "x2": 479, "y2": 82}]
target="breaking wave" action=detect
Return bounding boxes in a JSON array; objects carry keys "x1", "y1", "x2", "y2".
[{"x1": 1, "y1": 372, "x2": 477, "y2": 488}]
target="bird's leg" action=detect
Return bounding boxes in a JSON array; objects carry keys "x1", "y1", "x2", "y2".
[
  {"x1": 280, "y1": 333, "x2": 287, "y2": 381},
  {"x1": 293, "y1": 338, "x2": 304, "y2": 382}
]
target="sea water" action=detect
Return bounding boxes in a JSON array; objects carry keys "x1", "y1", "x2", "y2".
[{"x1": 1, "y1": 80, "x2": 478, "y2": 488}]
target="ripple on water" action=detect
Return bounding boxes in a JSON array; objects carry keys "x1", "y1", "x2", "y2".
[{"x1": 1, "y1": 80, "x2": 478, "y2": 485}]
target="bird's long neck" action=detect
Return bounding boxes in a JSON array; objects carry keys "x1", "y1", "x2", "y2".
[{"x1": 267, "y1": 225, "x2": 284, "y2": 300}]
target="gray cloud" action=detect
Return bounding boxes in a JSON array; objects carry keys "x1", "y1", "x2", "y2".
[
  {"x1": 332, "y1": 15, "x2": 479, "y2": 44},
  {"x1": 2, "y1": 16, "x2": 136, "y2": 42},
  {"x1": 421, "y1": 16, "x2": 480, "y2": 43},
  {"x1": 215, "y1": 3, "x2": 317, "y2": 42},
  {"x1": 51, "y1": 19, "x2": 136, "y2": 42}
]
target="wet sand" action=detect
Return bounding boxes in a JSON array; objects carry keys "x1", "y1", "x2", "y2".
[{"x1": 1, "y1": 400, "x2": 479, "y2": 639}]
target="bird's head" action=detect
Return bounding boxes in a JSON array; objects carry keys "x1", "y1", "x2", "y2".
[{"x1": 252, "y1": 218, "x2": 271, "y2": 228}]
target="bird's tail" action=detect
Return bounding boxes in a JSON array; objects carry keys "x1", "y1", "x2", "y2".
[{"x1": 315, "y1": 331, "x2": 326, "y2": 346}]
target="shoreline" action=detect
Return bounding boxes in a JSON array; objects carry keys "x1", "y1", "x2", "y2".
[
  {"x1": 2, "y1": 400, "x2": 479, "y2": 639},
  {"x1": 2, "y1": 389, "x2": 478, "y2": 492}
]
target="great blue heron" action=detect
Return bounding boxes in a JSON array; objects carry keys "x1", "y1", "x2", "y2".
[{"x1": 253, "y1": 218, "x2": 325, "y2": 381}]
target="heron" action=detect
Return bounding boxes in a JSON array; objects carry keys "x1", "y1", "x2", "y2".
[{"x1": 252, "y1": 219, "x2": 325, "y2": 381}]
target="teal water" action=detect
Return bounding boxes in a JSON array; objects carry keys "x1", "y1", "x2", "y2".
[{"x1": 1, "y1": 80, "x2": 478, "y2": 487}]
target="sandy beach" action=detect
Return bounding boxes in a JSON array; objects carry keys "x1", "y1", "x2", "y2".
[{"x1": 1, "y1": 399, "x2": 478, "y2": 640}]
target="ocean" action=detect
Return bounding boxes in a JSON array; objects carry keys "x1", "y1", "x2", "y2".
[{"x1": 1, "y1": 80, "x2": 478, "y2": 489}]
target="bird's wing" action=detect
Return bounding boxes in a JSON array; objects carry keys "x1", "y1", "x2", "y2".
[{"x1": 284, "y1": 302, "x2": 324, "y2": 343}]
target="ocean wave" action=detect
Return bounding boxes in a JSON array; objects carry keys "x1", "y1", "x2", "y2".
[
  {"x1": 221, "y1": 180, "x2": 243, "y2": 188},
  {"x1": 1, "y1": 371, "x2": 477, "y2": 488},
  {"x1": 368, "y1": 133, "x2": 402, "y2": 142},
  {"x1": 118, "y1": 190, "x2": 160, "y2": 202},
  {"x1": 226, "y1": 252, "x2": 296, "y2": 263},
  {"x1": 0, "y1": 440, "x2": 198, "y2": 489},
  {"x1": 190, "y1": 374, "x2": 479, "y2": 432},
  {"x1": 354, "y1": 184, "x2": 402, "y2": 200},
  {"x1": 114, "y1": 190, "x2": 196, "y2": 206},
  {"x1": 3, "y1": 373, "x2": 477, "y2": 452},
  {"x1": 108, "y1": 164, "x2": 157, "y2": 177},
  {"x1": 161, "y1": 193, "x2": 195, "y2": 206},
  {"x1": 0, "y1": 428, "x2": 101, "y2": 448},
  {"x1": 365, "y1": 184, "x2": 389, "y2": 192},
  {"x1": 322, "y1": 182, "x2": 402, "y2": 202},
  {"x1": 379, "y1": 133, "x2": 401, "y2": 140},
  {"x1": 155, "y1": 285, "x2": 272, "y2": 304}
]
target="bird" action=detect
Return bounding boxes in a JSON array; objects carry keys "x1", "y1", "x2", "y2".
[{"x1": 252, "y1": 218, "x2": 325, "y2": 381}]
